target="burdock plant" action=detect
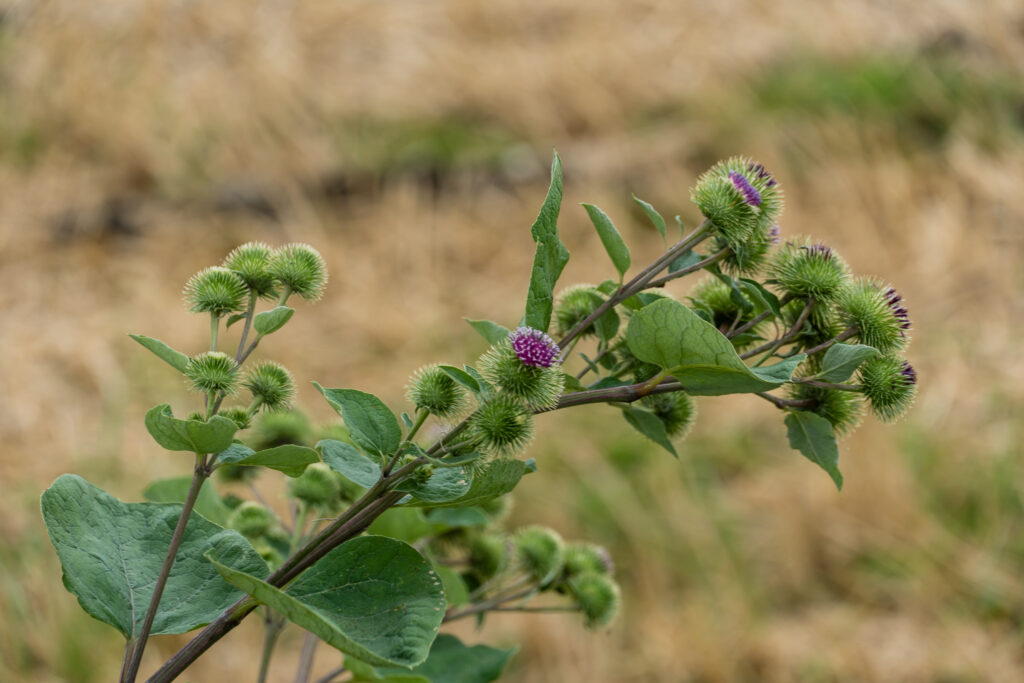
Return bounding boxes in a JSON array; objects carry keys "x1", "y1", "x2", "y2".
[{"x1": 41, "y1": 153, "x2": 916, "y2": 683}]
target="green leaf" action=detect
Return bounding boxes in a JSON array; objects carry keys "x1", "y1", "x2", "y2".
[
  {"x1": 562, "y1": 373, "x2": 587, "y2": 393},
  {"x1": 582, "y1": 203, "x2": 631, "y2": 279},
  {"x1": 319, "y1": 439, "x2": 382, "y2": 488},
  {"x1": 434, "y1": 567, "x2": 470, "y2": 607},
  {"x1": 41, "y1": 475, "x2": 268, "y2": 638},
  {"x1": 423, "y1": 507, "x2": 489, "y2": 527},
  {"x1": 142, "y1": 476, "x2": 232, "y2": 526},
  {"x1": 129, "y1": 334, "x2": 189, "y2": 373},
  {"x1": 738, "y1": 278, "x2": 782, "y2": 317},
  {"x1": 314, "y1": 385, "x2": 401, "y2": 459},
  {"x1": 632, "y1": 195, "x2": 667, "y2": 243},
  {"x1": 367, "y1": 508, "x2": 439, "y2": 544},
  {"x1": 710, "y1": 267, "x2": 753, "y2": 313},
  {"x1": 621, "y1": 406, "x2": 677, "y2": 457},
  {"x1": 583, "y1": 290, "x2": 620, "y2": 342},
  {"x1": 523, "y1": 151, "x2": 569, "y2": 332},
  {"x1": 144, "y1": 404, "x2": 238, "y2": 454},
  {"x1": 225, "y1": 313, "x2": 247, "y2": 329},
  {"x1": 438, "y1": 365, "x2": 481, "y2": 395},
  {"x1": 625, "y1": 299, "x2": 803, "y2": 395},
  {"x1": 464, "y1": 319, "x2": 511, "y2": 347},
  {"x1": 668, "y1": 250, "x2": 705, "y2": 274},
  {"x1": 348, "y1": 634, "x2": 516, "y2": 683},
  {"x1": 463, "y1": 366, "x2": 495, "y2": 397},
  {"x1": 208, "y1": 536, "x2": 444, "y2": 668},
  {"x1": 253, "y1": 306, "x2": 295, "y2": 336},
  {"x1": 785, "y1": 411, "x2": 843, "y2": 490},
  {"x1": 217, "y1": 444, "x2": 319, "y2": 477},
  {"x1": 398, "y1": 467, "x2": 473, "y2": 505},
  {"x1": 816, "y1": 343, "x2": 880, "y2": 383},
  {"x1": 425, "y1": 458, "x2": 529, "y2": 508}
]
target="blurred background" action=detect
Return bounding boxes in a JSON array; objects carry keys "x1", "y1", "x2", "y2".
[{"x1": 2, "y1": 1, "x2": 1024, "y2": 681}]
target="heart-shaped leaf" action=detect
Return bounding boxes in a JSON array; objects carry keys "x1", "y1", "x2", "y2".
[
  {"x1": 314, "y1": 385, "x2": 402, "y2": 459},
  {"x1": 145, "y1": 404, "x2": 238, "y2": 454}
]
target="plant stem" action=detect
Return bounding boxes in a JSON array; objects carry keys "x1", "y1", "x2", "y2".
[
  {"x1": 210, "y1": 313, "x2": 220, "y2": 352},
  {"x1": 643, "y1": 247, "x2": 731, "y2": 289},
  {"x1": 792, "y1": 379, "x2": 862, "y2": 391},
  {"x1": 256, "y1": 616, "x2": 285, "y2": 683},
  {"x1": 802, "y1": 327, "x2": 857, "y2": 356},
  {"x1": 235, "y1": 290, "x2": 258, "y2": 362},
  {"x1": 383, "y1": 408, "x2": 428, "y2": 476},
  {"x1": 756, "y1": 392, "x2": 816, "y2": 410},
  {"x1": 739, "y1": 298, "x2": 814, "y2": 361},
  {"x1": 293, "y1": 632, "x2": 319, "y2": 683},
  {"x1": 121, "y1": 456, "x2": 210, "y2": 683},
  {"x1": 312, "y1": 667, "x2": 347, "y2": 683},
  {"x1": 444, "y1": 586, "x2": 537, "y2": 623}
]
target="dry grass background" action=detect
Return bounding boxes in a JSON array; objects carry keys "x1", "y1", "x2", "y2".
[{"x1": 2, "y1": 1, "x2": 1024, "y2": 681}]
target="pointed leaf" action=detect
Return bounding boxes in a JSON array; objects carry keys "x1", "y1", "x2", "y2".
[
  {"x1": 816, "y1": 343, "x2": 880, "y2": 383},
  {"x1": 582, "y1": 203, "x2": 630, "y2": 278},
  {"x1": 632, "y1": 195, "x2": 666, "y2": 242},
  {"x1": 129, "y1": 334, "x2": 189, "y2": 373},
  {"x1": 438, "y1": 365, "x2": 481, "y2": 395},
  {"x1": 523, "y1": 151, "x2": 569, "y2": 332},
  {"x1": 142, "y1": 476, "x2": 232, "y2": 526},
  {"x1": 738, "y1": 278, "x2": 782, "y2": 317},
  {"x1": 424, "y1": 458, "x2": 529, "y2": 508},
  {"x1": 464, "y1": 319, "x2": 511, "y2": 347},
  {"x1": 41, "y1": 475, "x2": 268, "y2": 638},
  {"x1": 622, "y1": 406, "x2": 677, "y2": 457},
  {"x1": 785, "y1": 411, "x2": 843, "y2": 490},
  {"x1": 314, "y1": 385, "x2": 401, "y2": 459},
  {"x1": 144, "y1": 404, "x2": 238, "y2": 454},
  {"x1": 208, "y1": 536, "x2": 445, "y2": 667},
  {"x1": 253, "y1": 306, "x2": 295, "y2": 336},
  {"x1": 398, "y1": 467, "x2": 473, "y2": 506},
  {"x1": 423, "y1": 507, "x2": 489, "y2": 528},
  {"x1": 217, "y1": 444, "x2": 319, "y2": 477},
  {"x1": 319, "y1": 439, "x2": 381, "y2": 488},
  {"x1": 225, "y1": 313, "x2": 247, "y2": 329},
  {"x1": 347, "y1": 634, "x2": 516, "y2": 683}
]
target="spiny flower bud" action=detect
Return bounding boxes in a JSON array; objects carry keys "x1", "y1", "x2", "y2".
[
  {"x1": 711, "y1": 220, "x2": 777, "y2": 275},
  {"x1": 554, "y1": 284, "x2": 602, "y2": 338},
  {"x1": 787, "y1": 384, "x2": 864, "y2": 436},
  {"x1": 251, "y1": 410, "x2": 313, "y2": 450},
  {"x1": 467, "y1": 394, "x2": 535, "y2": 456},
  {"x1": 563, "y1": 542, "x2": 614, "y2": 578},
  {"x1": 509, "y1": 327, "x2": 561, "y2": 368},
  {"x1": 226, "y1": 501, "x2": 275, "y2": 538},
  {"x1": 768, "y1": 238, "x2": 850, "y2": 302},
  {"x1": 691, "y1": 157, "x2": 784, "y2": 248},
  {"x1": 858, "y1": 355, "x2": 917, "y2": 422},
  {"x1": 641, "y1": 391, "x2": 697, "y2": 439},
  {"x1": 478, "y1": 340, "x2": 565, "y2": 410},
  {"x1": 223, "y1": 241, "x2": 278, "y2": 299},
  {"x1": 288, "y1": 463, "x2": 340, "y2": 506},
  {"x1": 729, "y1": 170, "x2": 762, "y2": 207},
  {"x1": 254, "y1": 543, "x2": 284, "y2": 570},
  {"x1": 569, "y1": 571, "x2": 621, "y2": 629},
  {"x1": 216, "y1": 463, "x2": 258, "y2": 483},
  {"x1": 220, "y1": 407, "x2": 252, "y2": 430},
  {"x1": 836, "y1": 278, "x2": 910, "y2": 353},
  {"x1": 478, "y1": 494, "x2": 513, "y2": 523},
  {"x1": 185, "y1": 351, "x2": 239, "y2": 395},
  {"x1": 406, "y1": 364, "x2": 468, "y2": 418},
  {"x1": 468, "y1": 534, "x2": 507, "y2": 581},
  {"x1": 268, "y1": 243, "x2": 328, "y2": 301},
  {"x1": 183, "y1": 266, "x2": 248, "y2": 317},
  {"x1": 689, "y1": 277, "x2": 765, "y2": 348},
  {"x1": 515, "y1": 526, "x2": 565, "y2": 586},
  {"x1": 781, "y1": 298, "x2": 844, "y2": 348},
  {"x1": 243, "y1": 361, "x2": 296, "y2": 411}
]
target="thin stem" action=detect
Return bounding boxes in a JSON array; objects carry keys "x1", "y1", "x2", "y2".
[
  {"x1": 575, "y1": 347, "x2": 611, "y2": 380},
  {"x1": 802, "y1": 327, "x2": 858, "y2": 356},
  {"x1": 792, "y1": 379, "x2": 862, "y2": 391},
  {"x1": 235, "y1": 290, "x2": 258, "y2": 362},
  {"x1": 291, "y1": 502, "x2": 309, "y2": 552},
  {"x1": 756, "y1": 392, "x2": 816, "y2": 410},
  {"x1": 256, "y1": 617, "x2": 285, "y2": 683},
  {"x1": 313, "y1": 667, "x2": 347, "y2": 683},
  {"x1": 277, "y1": 285, "x2": 293, "y2": 307},
  {"x1": 121, "y1": 456, "x2": 210, "y2": 683},
  {"x1": 293, "y1": 632, "x2": 319, "y2": 683},
  {"x1": 489, "y1": 605, "x2": 581, "y2": 614},
  {"x1": 725, "y1": 293, "x2": 796, "y2": 339},
  {"x1": 643, "y1": 247, "x2": 731, "y2": 289},
  {"x1": 383, "y1": 408, "x2": 428, "y2": 476},
  {"x1": 210, "y1": 313, "x2": 220, "y2": 352},
  {"x1": 739, "y1": 299, "x2": 814, "y2": 361},
  {"x1": 444, "y1": 586, "x2": 537, "y2": 623}
]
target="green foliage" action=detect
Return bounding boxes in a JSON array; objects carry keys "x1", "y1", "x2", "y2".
[
  {"x1": 346, "y1": 634, "x2": 517, "y2": 683},
  {"x1": 785, "y1": 411, "x2": 843, "y2": 490},
  {"x1": 128, "y1": 334, "x2": 190, "y2": 373},
  {"x1": 142, "y1": 476, "x2": 233, "y2": 526},
  {"x1": 41, "y1": 475, "x2": 268, "y2": 637},
  {"x1": 464, "y1": 319, "x2": 512, "y2": 347},
  {"x1": 253, "y1": 305, "x2": 295, "y2": 336},
  {"x1": 315, "y1": 385, "x2": 402, "y2": 460},
  {"x1": 209, "y1": 536, "x2": 444, "y2": 667},
  {"x1": 426, "y1": 458, "x2": 531, "y2": 509},
  {"x1": 144, "y1": 404, "x2": 238, "y2": 454},
  {"x1": 478, "y1": 341, "x2": 565, "y2": 410},
  {"x1": 215, "y1": 443, "x2": 319, "y2": 477},
  {"x1": 523, "y1": 152, "x2": 569, "y2": 332},
  {"x1": 632, "y1": 195, "x2": 667, "y2": 242},
  {"x1": 815, "y1": 343, "x2": 880, "y2": 382},
  {"x1": 621, "y1": 405, "x2": 677, "y2": 457},
  {"x1": 582, "y1": 203, "x2": 631, "y2": 279}
]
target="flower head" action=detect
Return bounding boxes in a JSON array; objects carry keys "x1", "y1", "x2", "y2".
[
  {"x1": 509, "y1": 326, "x2": 560, "y2": 368},
  {"x1": 729, "y1": 171, "x2": 763, "y2": 207}
]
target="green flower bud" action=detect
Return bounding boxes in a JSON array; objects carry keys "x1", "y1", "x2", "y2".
[
  {"x1": 563, "y1": 542, "x2": 614, "y2": 577},
  {"x1": 691, "y1": 157, "x2": 783, "y2": 248},
  {"x1": 183, "y1": 266, "x2": 248, "y2": 316},
  {"x1": 268, "y1": 243, "x2": 328, "y2": 301},
  {"x1": 253, "y1": 542, "x2": 284, "y2": 571},
  {"x1": 478, "y1": 494, "x2": 513, "y2": 524},
  {"x1": 243, "y1": 361, "x2": 296, "y2": 411},
  {"x1": 515, "y1": 526, "x2": 565, "y2": 586},
  {"x1": 781, "y1": 298, "x2": 844, "y2": 348},
  {"x1": 251, "y1": 410, "x2": 313, "y2": 450},
  {"x1": 641, "y1": 390, "x2": 697, "y2": 440},
  {"x1": 216, "y1": 463, "x2": 258, "y2": 483},
  {"x1": 569, "y1": 571, "x2": 621, "y2": 629},
  {"x1": 467, "y1": 394, "x2": 535, "y2": 456},
  {"x1": 185, "y1": 351, "x2": 239, "y2": 395},
  {"x1": 226, "y1": 501, "x2": 275, "y2": 538},
  {"x1": 836, "y1": 278, "x2": 910, "y2": 353},
  {"x1": 688, "y1": 277, "x2": 765, "y2": 349},
  {"x1": 554, "y1": 284, "x2": 602, "y2": 338},
  {"x1": 220, "y1": 407, "x2": 252, "y2": 431},
  {"x1": 710, "y1": 221, "x2": 779, "y2": 275},
  {"x1": 406, "y1": 364, "x2": 468, "y2": 418},
  {"x1": 288, "y1": 463, "x2": 340, "y2": 506},
  {"x1": 478, "y1": 341, "x2": 565, "y2": 410},
  {"x1": 223, "y1": 241, "x2": 278, "y2": 299},
  {"x1": 468, "y1": 534, "x2": 507, "y2": 581},
  {"x1": 858, "y1": 355, "x2": 917, "y2": 422},
  {"x1": 787, "y1": 384, "x2": 864, "y2": 436},
  {"x1": 768, "y1": 239, "x2": 849, "y2": 302}
]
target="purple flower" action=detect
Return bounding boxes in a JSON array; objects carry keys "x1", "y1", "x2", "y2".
[
  {"x1": 747, "y1": 162, "x2": 777, "y2": 187},
  {"x1": 803, "y1": 243, "x2": 833, "y2": 260},
  {"x1": 884, "y1": 287, "x2": 911, "y2": 330},
  {"x1": 729, "y1": 171, "x2": 762, "y2": 207},
  {"x1": 509, "y1": 326, "x2": 560, "y2": 368},
  {"x1": 769, "y1": 224, "x2": 781, "y2": 245},
  {"x1": 900, "y1": 361, "x2": 917, "y2": 386}
]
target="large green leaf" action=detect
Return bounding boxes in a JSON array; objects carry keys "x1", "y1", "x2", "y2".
[
  {"x1": 314, "y1": 385, "x2": 402, "y2": 459},
  {"x1": 424, "y1": 458, "x2": 529, "y2": 508},
  {"x1": 785, "y1": 411, "x2": 843, "y2": 490},
  {"x1": 621, "y1": 406, "x2": 677, "y2": 457},
  {"x1": 144, "y1": 404, "x2": 238, "y2": 454},
  {"x1": 523, "y1": 151, "x2": 569, "y2": 332},
  {"x1": 142, "y1": 476, "x2": 232, "y2": 526},
  {"x1": 209, "y1": 536, "x2": 445, "y2": 667},
  {"x1": 815, "y1": 343, "x2": 880, "y2": 383},
  {"x1": 319, "y1": 439, "x2": 381, "y2": 488},
  {"x1": 582, "y1": 203, "x2": 630, "y2": 279},
  {"x1": 41, "y1": 475, "x2": 268, "y2": 638},
  {"x1": 215, "y1": 443, "x2": 319, "y2": 477},
  {"x1": 347, "y1": 634, "x2": 516, "y2": 683},
  {"x1": 128, "y1": 334, "x2": 189, "y2": 373},
  {"x1": 625, "y1": 299, "x2": 804, "y2": 395},
  {"x1": 463, "y1": 319, "x2": 511, "y2": 347},
  {"x1": 253, "y1": 305, "x2": 295, "y2": 336},
  {"x1": 632, "y1": 195, "x2": 667, "y2": 242}
]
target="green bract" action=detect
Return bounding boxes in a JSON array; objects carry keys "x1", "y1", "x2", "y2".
[
  {"x1": 553, "y1": 284, "x2": 602, "y2": 338},
  {"x1": 289, "y1": 462, "x2": 342, "y2": 506},
  {"x1": 691, "y1": 156, "x2": 783, "y2": 248},
  {"x1": 185, "y1": 351, "x2": 239, "y2": 395},
  {"x1": 858, "y1": 354, "x2": 917, "y2": 422},
  {"x1": 269, "y1": 243, "x2": 329, "y2": 301},
  {"x1": 183, "y1": 266, "x2": 249, "y2": 316},
  {"x1": 478, "y1": 341, "x2": 565, "y2": 410},
  {"x1": 515, "y1": 526, "x2": 565, "y2": 586},
  {"x1": 788, "y1": 383, "x2": 864, "y2": 436},
  {"x1": 768, "y1": 238, "x2": 849, "y2": 301},
  {"x1": 468, "y1": 534, "x2": 508, "y2": 581},
  {"x1": 568, "y1": 571, "x2": 621, "y2": 629},
  {"x1": 243, "y1": 361, "x2": 296, "y2": 410},
  {"x1": 223, "y1": 241, "x2": 278, "y2": 299},
  {"x1": 837, "y1": 277, "x2": 910, "y2": 353},
  {"x1": 563, "y1": 542, "x2": 613, "y2": 577},
  {"x1": 467, "y1": 394, "x2": 535, "y2": 456},
  {"x1": 227, "y1": 501, "x2": 275, "y2": 538},
  {"x1": 407, "y1": 364, "x2": 469, "y2": 418}
]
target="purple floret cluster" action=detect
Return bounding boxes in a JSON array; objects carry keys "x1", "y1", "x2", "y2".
[
  {"x1": 769, "y1": 224, "x2": 781, "y2": 245},
  {"x1": 746, "y1": 162, "x2": 778, "y2": 187},
  {"x1": 900, "y1": 360, "x2": 917, "y2": 386},
  {"x1": 728, "y1": 171, "x2": 762, "y2": 207},
  {"x1": 509, "y1": 326, "x2": 560, "y2": 368},
  {"x1": 884, "y1": 287, "x2": 912, "y2": 333},
  {"x1": 804, "y1": 242, "x2": 833, "y2": 260}
]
